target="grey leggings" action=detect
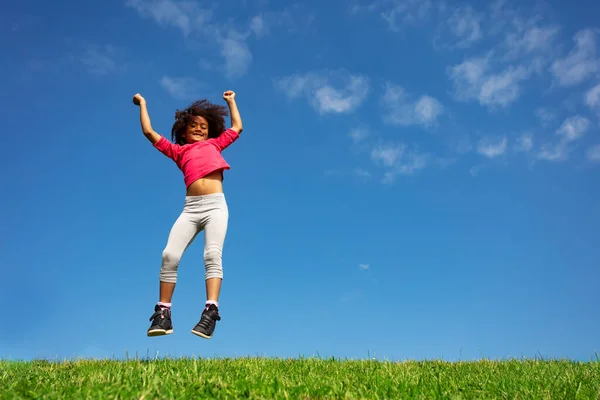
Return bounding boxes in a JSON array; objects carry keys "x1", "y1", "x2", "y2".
[{"x1": 160, "y1": 193, "x2": 229, "y2": 283}]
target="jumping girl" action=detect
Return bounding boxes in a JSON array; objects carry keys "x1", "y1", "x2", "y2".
[{"x1": 132, "y1": 90, "x2": 243, "y2": 339}]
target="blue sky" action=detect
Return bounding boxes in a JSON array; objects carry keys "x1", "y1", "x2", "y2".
[{"x1": 1, "y1": 0, "x2": 600, "y2": 362}]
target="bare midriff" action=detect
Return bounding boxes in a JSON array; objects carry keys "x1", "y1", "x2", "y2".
[{"x1": 186, "y1": 170, "x2": 224, "y2": 196}]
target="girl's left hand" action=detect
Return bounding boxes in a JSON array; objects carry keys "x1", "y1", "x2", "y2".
[{"x1": 223, "y1": 90, "x2": 236, "y2": 101}]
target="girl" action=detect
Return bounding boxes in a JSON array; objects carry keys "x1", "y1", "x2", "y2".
[{"x1": 132, "y1": 90, "x2": 243, "y2": 339}]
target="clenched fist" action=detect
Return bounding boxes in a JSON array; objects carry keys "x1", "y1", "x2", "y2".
[
  {"x1": 132, "y1": 93, "x2": 146, "y2": 106},
  {"x1": 223, "y1": 90, "x2": 236, "y2": 102}
]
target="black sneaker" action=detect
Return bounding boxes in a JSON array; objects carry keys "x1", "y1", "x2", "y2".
[
  {"x1": 147, "y1": 305, "x2": 173, "y2": 336},
  {"x1": 191, "y1": 304, "x2": 221, "y2": 339}
]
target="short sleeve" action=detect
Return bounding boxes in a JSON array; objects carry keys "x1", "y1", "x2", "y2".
[
  {"x1": 208, "y1": 129, "x2": 240, "y2": 152},
  {"x1": 153, "y1": 136, "x2": 180, "y2": 160}
]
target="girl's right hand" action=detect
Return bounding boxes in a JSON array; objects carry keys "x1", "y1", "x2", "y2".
[{"x1": 133, "y1": 93, "x2": 145, "y2": 106}]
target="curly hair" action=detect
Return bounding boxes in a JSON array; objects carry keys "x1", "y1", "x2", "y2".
[{"x1": 171, "y1": 99, "x2": 229, "y2": 145}]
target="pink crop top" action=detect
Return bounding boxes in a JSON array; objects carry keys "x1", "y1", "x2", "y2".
[{"x1": 153, "y1": 128, "x2": 240, "y2": 188}]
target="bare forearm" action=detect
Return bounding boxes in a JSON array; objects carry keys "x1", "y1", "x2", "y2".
[
  {"x1": 227, "y1": 99, "x2": 243, "y2": 133},
  {"x1": 139, "y1": 101, "x2": 161, "y2": 143}
]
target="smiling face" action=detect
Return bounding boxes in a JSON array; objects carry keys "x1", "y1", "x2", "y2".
[{"x1": 183, "y1": 115, "x2": 209, "y2": 143}]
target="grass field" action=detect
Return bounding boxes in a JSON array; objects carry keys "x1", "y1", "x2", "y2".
[{"x1": 2, "y1": 357, "x2": 599, "y2": 399}]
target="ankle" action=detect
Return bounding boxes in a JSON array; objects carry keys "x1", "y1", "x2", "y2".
[
  {"x1": 205, "y1": 300, "x2": 219, "y2": 309},
  {"x1": 158, "y1": 302, "x2": 172, "y2": 309}
]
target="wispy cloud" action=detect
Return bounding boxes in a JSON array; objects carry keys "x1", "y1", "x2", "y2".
[
  {"x1": 359, "y1": 263, "x2": 370, "y2": 270},
  {"x1": 127, "y1": 0, "x2": 308, "y2": 79},
  {"x1": 537, "y1": 143, "x2": 566, "y2": 162},
  {"x1": 585, "y1": 83, "x2": 600, "y2": 111},
  {"x1": 125, "y1": 0, "x2": 210, "y2": 36},
  {"x1": 249, "y1": 15, "x2": 268, "y2": 37},
  {"x1": 370, "y1": 141, "x2": 428, "y2": 183},
  {"x1": 504, "y1": 25, "x2": 560, "y2": 59},
  {"x1": 347, "y1": 127, "x2": 430, "y2": 183},
  {"x1": 514, "y1": 132, "x2": 534, "y2": 152},
  {"x1": 587, "y1": 145, "x2": 600, "y2": 162},
  {"x1": 448, "y1": 55, "x2": 530, "y2": 109},
  {"x1": 219, "y1": 36, "x2": 253, "y2": 79},
  {"x1": 159, "y1": 76, "x2": 204, "y2": 100},
  {"x1": 351, "y1": 0, "x2": 433, "y2": 31},
  {"x1": 371, "y1": 143, "x2": 405, "y2": 167},
  {"x1": 315, "y1": 79, "x2": 370, "y2": 113},
  {"x1": 276, "y1": 70, "x2": 369, "y2": 114},
  {"x1": 537, "y1": 115, "x2": 590, "y2": 161},
  {"x1": 535, "y1": 107, "x2": 556, "y2": 126},
  {"x1": 347, "y1": 1, "x2": 599, "y2": 171},
  {"x1": 382, "y1": 151, "x2": 428, "y2": 183},
  {"x1": 349, "y1": 127, "x2": 369, "y2": 144},
  {"x1": 79, "y1": 44, "x2": 118, "y2": 75},
  {"x1": 477, "y1": 136, "x2": 508, "y2": 158},
  {"x1": 354, "y1": 168, "x2": 372, "y2": 180},
  {"x1": 557, "y1": 115, "x2": 590, "y2": 141},
  {"x1": 550, "y1": 28, "x2": 600, "y2": 87},
  {"x1": 381, "y1": 83, "x2": 444, "y2": 127},
  {"x1": 445, "y1": 5, "x2": 483, "y2": 48},
  {"x1": 250, "y1": 5, "x2": 315, "y2": 35}
]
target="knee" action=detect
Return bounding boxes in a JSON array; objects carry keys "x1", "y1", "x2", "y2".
[
  {"x1": 162, "y1": 249, "x2": 181, "y2": 267},
  {"x1": 204, "y1": 244, "x2": 223, "y2": 279},
  {"x1": 204, "y1": 244, "x2": 222, "y2": 264},
  {"x1": 160, "y1": 249, "x2": 180, "y2": 283}
]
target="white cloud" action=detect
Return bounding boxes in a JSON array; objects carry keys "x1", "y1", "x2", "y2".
[
  {"x1": 449, "y1": 55, "x2": 489, "y2": 101},
  {"x1": 537, "y1": 115, "x2": 590, "y2": 162},
  {"x1": 359, "y1": 263, "x2": 370, "y2": 270},
  {"x1": 535, "y1": 107, "x2": 556, "y2": 126},
  {"x1": 354, "y1": 168, "x2": 372, "y2": 180},
  {"x1": 276, "y1": 70, "x2": 369, "y2": 114},
  {"x1": 556, "y1": 115, "x2": 590, "y2": 141},
  {"x1": 537, "y1": 143, "x2": 567, "y2": 161},
  {"x1": 126, "y1": 0, "x2": 258, "y2": 78},
  {"x1": 448, "y1": 56, "x2": 483, "y2": 96},
  {"x1": 250, "y1": 15, "x2": 268, "y2": 37},
  {"x1": 414, "y1": 96, "x2": 445, "y2": 125},
  {"x1": 381, "y1": 83, "x2": 444, "y2": 127},
  {"x1": 585, "y1": 83, "x2": 600, "y2": 110},
  {"x1": 250, "y1": 5, "x2": 314, "y2": 35},
  {"x1": 550, "y1": 28, "x2": 600, "y2": 87},
  {"x1": 446, "y1": 5, "x2": 483, "y2": 48},
  {"x1": 79, "y1": 44, "x2": 117, "y2": 75},
  {"x1": 315, "y1": 79, "x2": 369, "y2": 113},
  {"x1": 505, "y1": 26, "x2": 560, "y2": 57},
  {"x1": 219, "y1": 37, "x2": 252, "y2": 79},
  {"x1": 159, "y1": 76, "x2": 203, "y2": 100},
  {"x1": 276, "y1": 75, "x2": 311, "y2": 99},
  {"x1": 349, "y1": 128, "x2": 369, "y2": 143},
  {"x1": 515, "y1": 132, "x2": 533, "y2": 152},
  {"x1": 587, "y1": 145, "x2": 600, "y2": 162},
  {"x1": 382, "y1": 151, "x2": 428, "y2": 183},
  {"x1": 379, "y1": 0, "x2": 433, "y2": 31},
  {"x1": 348, "y1": 123, "x2": 430, "y2": 183},
  {"x1": 125, "y1": 0, "x2": 210, "y2": 36},
  {"x1": 368, "y1": 141, "x2": 428, "y2": 183},
  {"x1": 449, "y1": 55, "x2": 530, "y2": 108},
  {"x1": 371, "y1": 143, "x2": 404, "y2": 167},
  {"x1": 479, "y1": 65, "x2": 529, "y2": 107},
  {"x1": 477, "y1": 136, "x2": 508, "y2": 158},
  {"x1": 131, "y1": 3, "x2": 314, "y2": 81},
  {"x1": 350, "y1": 0, "x2": 433, "y2": 31}
]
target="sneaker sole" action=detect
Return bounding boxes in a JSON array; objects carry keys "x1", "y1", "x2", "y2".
[
  {"x1": 147, "y1": 329, "x2": 173, "y2": 336},
  {"x1": 190, "y1": 329, "x2": 212, "y2": 339}
]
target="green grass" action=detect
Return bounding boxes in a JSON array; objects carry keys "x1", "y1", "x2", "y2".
[{"x1": 1, "y1": 357, "x2": 599, "y2": 399}]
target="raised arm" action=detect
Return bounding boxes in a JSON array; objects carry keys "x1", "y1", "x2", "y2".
[
  {"x1": 132, "y1": 93, "x2": 162, "y2": 144},
  {"x1": 223, "y1": 90, "x2": 243, "y2": 134}
]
